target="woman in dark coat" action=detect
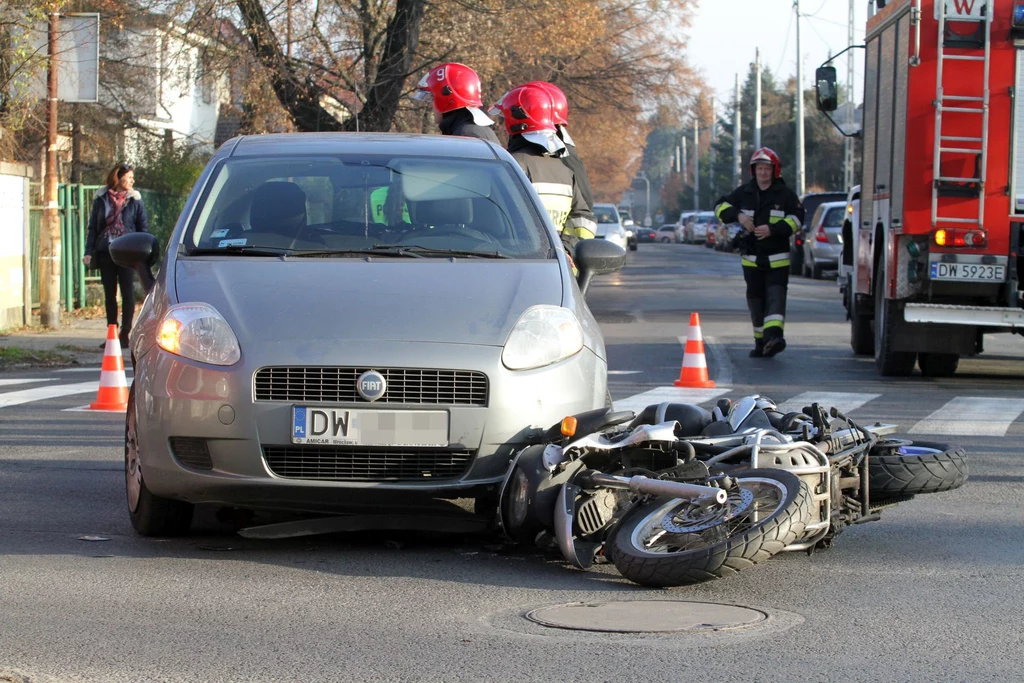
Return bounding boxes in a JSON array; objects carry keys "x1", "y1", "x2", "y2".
[{"x1": 83, "y1": 163, "x2": 149, "y2": 348}]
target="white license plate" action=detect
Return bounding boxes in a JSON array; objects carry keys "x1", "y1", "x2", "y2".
[
  {"x1": 291, "y1": 407, "x2": 448, "y2": 447},
  {"x1": 929, "y1": 261, "x2": 1006, "y2": 282}
]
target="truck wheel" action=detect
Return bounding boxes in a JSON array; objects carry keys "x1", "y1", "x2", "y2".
[
  {"x1": 918, "y1": 352, "x2": 959, "y2": 377},
  {"x1": 873, "y1": 264, "x2": 916, "y2": 376},
  {"x1": 849, "y1": 286, "x2": 874, "y2": 356}
]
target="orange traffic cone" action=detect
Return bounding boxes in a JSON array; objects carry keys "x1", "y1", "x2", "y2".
[
  {"x1": 674, "y1": 313, "x2": 716, "y2": 388},
  {"x1": 89, "y1": 324, "x2": 129, "y2": 411}
]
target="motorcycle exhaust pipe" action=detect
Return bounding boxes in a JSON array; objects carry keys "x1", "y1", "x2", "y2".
[{"x1": 585, "y1": 472, "x2": 728, "y2": 505}]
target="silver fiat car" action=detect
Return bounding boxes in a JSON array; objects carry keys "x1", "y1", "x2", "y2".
[{"x1": 118, "y1": 133, "x2": 625, "y2": 536}]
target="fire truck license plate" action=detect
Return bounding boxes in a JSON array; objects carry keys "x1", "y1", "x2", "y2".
[{"x1": 929, "y1": 262, "x2": 1006, "y2": 282}]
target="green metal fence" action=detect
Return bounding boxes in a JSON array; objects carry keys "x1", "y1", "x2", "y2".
[{"x1": 28, "y1": 183, "x2": 185, "y2": 311}]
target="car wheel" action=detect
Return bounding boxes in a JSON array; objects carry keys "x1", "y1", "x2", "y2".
[
  {"x1": 661, "y1": 237, "x2": 670, "y2": 243},
  {"x1": 126, "y1": 383, "x2": 195, "y2": 536}
]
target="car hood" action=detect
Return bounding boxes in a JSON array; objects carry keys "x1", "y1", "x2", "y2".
[{"x1": 173, "y1": 259, "x2": 563, "y2": 346}]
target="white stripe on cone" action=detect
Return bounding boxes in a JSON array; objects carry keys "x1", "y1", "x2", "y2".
[
  {"x1": 99, "y1": 373, "x2": 128, "y2": 388},
  {"x1": 687, "y1": 325, "x2": 703, "y2": 342},
  {"x1": 682, "y1": 353, "x2": 708, "y2": 368}
]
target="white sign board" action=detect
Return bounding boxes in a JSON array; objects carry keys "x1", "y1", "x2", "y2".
[
  {"x1": 0, "y1": 175, "x2": 26, "y2": 259},
  {"x1": 30, "y1": 13, "x2": 100, "y2": 103},
  {"x1": 936, "y1": 0, "x2": 987, "y2": 20}
]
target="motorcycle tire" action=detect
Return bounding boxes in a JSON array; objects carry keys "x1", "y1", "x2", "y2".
[
  {"x1": 608, "y1": 468, "x2": 811, "y2": 587},
  {"x1": 868, "y1": 439, "x2": 968, "y2": 499}
]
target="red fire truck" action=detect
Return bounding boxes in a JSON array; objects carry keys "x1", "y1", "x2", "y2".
[{"x1": 817, "y1": 0, "x2": 1024, "y2": 376}]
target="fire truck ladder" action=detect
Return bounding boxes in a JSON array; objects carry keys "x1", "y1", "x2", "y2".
[{"x1": 931, "y1": 0, "x2": 993, "y2": 230}]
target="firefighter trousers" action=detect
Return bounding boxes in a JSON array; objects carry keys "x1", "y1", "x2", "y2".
[{"x1": 743, "y1": 266, "x2": 788, "y2": 344}]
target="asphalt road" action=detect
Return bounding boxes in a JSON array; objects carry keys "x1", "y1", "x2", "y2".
[{"x1": 2, "y1": 243, "x2": 1023, "y2": 682}]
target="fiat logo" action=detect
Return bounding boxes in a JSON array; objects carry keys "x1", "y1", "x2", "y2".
[{"x1": 356, "y1": 370, "x2": 387, "y2": 402}]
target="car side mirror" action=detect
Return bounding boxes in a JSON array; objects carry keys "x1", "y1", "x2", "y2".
[
  {"x1": 575, "y1": 238, "x2": 626, "y2": 296},
  {"x1": 815, "y1": 66, "x2": 838, "y2": 112},
  {"x1": 109, "y1": 232, "x2": 160, "y2": 294}
]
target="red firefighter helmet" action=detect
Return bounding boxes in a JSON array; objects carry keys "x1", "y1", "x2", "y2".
[
  {"x1": 525, "y1": 81, "x2": 568, "y2": 125},
  {"x1": 749, "y1": 147, "x2": 782, "y2": 179},
  {"x1": 413, "y1": 63, "x2": 483, "y2": 114},
  {"x1": 498, "y1": 83, "x2": 557, "y2": 135}
]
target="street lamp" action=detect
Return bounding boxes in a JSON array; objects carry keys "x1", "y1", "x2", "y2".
[{"x1": 634, "y1": 171, "x2": 651, "y2": 226}]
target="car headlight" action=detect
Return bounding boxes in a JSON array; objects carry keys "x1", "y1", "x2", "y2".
[
  {"x1": 157, "y1": 303, "x2": 241, "y2": 366},
  {"x1": 502, "y1": 305, "x2": 584, "y2": 370}
]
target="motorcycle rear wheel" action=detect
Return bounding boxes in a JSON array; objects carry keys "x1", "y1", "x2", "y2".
[
  {"x1": 609, "y1": 468, "x2": 811, "y2": 587},
  {"x1": 868, "y1": 439, "x2": 968, "y2": 499}
]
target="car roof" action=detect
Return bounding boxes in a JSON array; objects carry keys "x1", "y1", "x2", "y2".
[{"x1": 225, "y1": 133, "x2": 502, "y2": 159}]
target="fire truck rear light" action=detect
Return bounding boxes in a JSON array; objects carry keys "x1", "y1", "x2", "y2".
[{"x1": 933, "y1": 228, "x2": 987, "y2": 248}]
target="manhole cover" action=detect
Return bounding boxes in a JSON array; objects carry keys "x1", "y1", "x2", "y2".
[{"x1": 525, "y1": 600, "x2": 767, "y2": 633}]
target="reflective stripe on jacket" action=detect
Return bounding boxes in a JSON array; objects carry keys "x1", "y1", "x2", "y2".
[
  {"x1": 714, "y1": 177, "x2": 804, "y2": 269},
  {"x1": 508, "y1": 135, "x2": 596, "y2": 243}
]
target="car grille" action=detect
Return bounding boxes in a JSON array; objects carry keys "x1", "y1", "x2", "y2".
[
  {"x1": 253, "y1": 367, "x2": 488, "y2": 406},
  {"x1": 262, "y1": 446, "x2": 473, "y2": 481}
]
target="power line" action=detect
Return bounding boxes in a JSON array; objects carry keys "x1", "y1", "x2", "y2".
[{"x1": 774, "y1": 8, "x2": 795, "y2": 75}]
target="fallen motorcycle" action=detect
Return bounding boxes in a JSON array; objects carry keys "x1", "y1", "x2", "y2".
[{"x1": 497, "y1": 395, "x2": 968, "y2": 587}]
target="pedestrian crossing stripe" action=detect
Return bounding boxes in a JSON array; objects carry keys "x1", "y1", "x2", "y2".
[
  {"x1": 2, "y1": 381, "x2": 1022, "y2": 437},
  {"x1": 613, "y1": 388, "x2": 1022, "y2": 437},
  {"x1": 909, "y1": 397, "x2": 1024, "y2": 437}
]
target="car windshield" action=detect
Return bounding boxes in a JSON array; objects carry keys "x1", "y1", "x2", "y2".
[
  {"x1": 183, "y1": 155, "x2": 551, "y2": 259},
  {"x1": 593, "y1": 206, "x2": 619, "y2": 224}
]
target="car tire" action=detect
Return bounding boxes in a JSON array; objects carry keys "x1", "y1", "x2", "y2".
[
  {"x1": 790, "y1": 248, "x2": 802, "y2": 274},
  {"x1": 811, "y1": 261, "x2": 824, "y2": 280},
  {"x1": 661, "y1": 237, "x2": 670, "y2": 243},
  {"x1": 629, "y1": 242, "x2": 637, "y2": 252},
  {"x1": 125, "y1": 384, "x2": 195, "y2": 536}
]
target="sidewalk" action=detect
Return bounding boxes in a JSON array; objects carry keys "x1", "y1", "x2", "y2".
[{"x1": 0, "y1": 312, "x2": 112, "y2": 369}]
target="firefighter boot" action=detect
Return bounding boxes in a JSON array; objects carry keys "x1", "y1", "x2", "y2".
[
  {"x1": 749, "y1": 339, "x2": 765, "y2": 358},
  {"x1": 763, "y1": 336, "x2": 787, "y2": 357}
]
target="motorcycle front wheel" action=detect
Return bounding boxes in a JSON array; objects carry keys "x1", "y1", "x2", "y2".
[{"x1": 609, "y1": 468, "x2": 811, "y2": 587}]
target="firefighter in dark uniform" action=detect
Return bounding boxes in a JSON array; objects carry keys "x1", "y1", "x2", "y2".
[
  {"x1": 495, "y1": 83, "x2": 596, "y2": 262},
  {"x1": 526, "y1": 81, "x2": 595, "y2": 213},
  {"x1": 714, "y1": 147, "x2": 805, "y2": 357},
  {"x1": 414, "y1": 62, "x2": 500, "y2": 143}
]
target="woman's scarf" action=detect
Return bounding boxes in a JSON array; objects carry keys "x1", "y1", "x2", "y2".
[{"x1": 105, "y1": 190, "x2": 128, "y2": 239}]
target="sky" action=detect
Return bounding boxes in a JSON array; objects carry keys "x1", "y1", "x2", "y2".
[{"x1": 686, "y1": 0, "x2": 868, "y2": 106}]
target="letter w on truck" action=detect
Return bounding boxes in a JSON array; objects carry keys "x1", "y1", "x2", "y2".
[{"x1": 816, "y1": 0, "x2": 1024, "y2": 377}]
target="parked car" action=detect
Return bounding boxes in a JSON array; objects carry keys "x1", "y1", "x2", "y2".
[
  {"x1": 113, "y1": 132, "x2": 626, "y2": 536},
  {"x1": 790, "y1": 191, "x2": 847, "y2": 274},
  {"x1": 622, "y1": 217, "x2": 638, "y2": 251},
  {"x1": 635, "y1": 226, "x2": 658, "y2": 243},
  {"x1": 715, "y1": 223, "x2": 743, "y2": 252},
  {"x1": 682, "y1": 211, "x2": 719, "y2": 247},
  {"x1": 678, "y1": 212, "x2": 697, "y2": 242},
  {"x1": 801, "y1": 200, "x2": 847, "y2": 279},
  {"x1": 593, "y1": 202, "x2": 629, "y2": 251},
  {"x1": 657, "y1": 223, "x2": 681, "y2": 243}
]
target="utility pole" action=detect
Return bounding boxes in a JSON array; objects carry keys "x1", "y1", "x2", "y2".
[
  {"x1": 693, "y1": 116, "x2": 700, "y2": 212},
  {"x1": 733, "y1": 73, "x2": 742, "y2": 188},
  {"x1": 795, "y1": 0, "x2": 806, "y2": 195},
  {"x1": 708, "y1": 94, "x2": 716, "y2": 199},
  {"x1": 681, "y1": 136, "x2": 688, "y2": 187},
  {"x1": 754, "y1": 48, "x2": 762, "y2": 151},
  {"x1": 286, "y1": 0, "x2": 293, "y2": 58},
  {"x1": 844, "y1": 0, "x2": 856, "y2": 190},
  {"x1": 40, "y1": 4, "x2": 61, "y2": 328}
]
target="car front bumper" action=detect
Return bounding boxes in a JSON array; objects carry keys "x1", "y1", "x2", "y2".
[{"x1": 133, "y1": 342, "x2": 606, "y2": 512}]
